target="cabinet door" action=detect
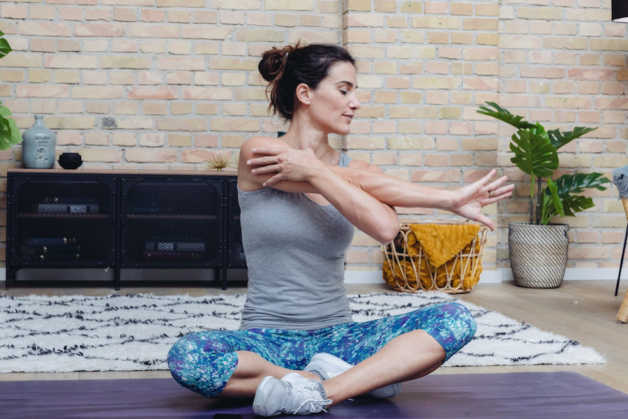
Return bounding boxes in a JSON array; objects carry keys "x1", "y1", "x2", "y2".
[
  {"x1": 9, "y1": 175, "x2": 115, "y2": 267},
  {"x1": 119, "y1": 176, "x2": 224, "y2": 268}
]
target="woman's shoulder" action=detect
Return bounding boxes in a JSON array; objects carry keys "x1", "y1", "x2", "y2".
[
  {"x1": 242, "y1": 135, "x2": 273, "y2": 146},
  {"x1": 238, "y1": 136, "x2": 291, "y2": 192},
  {"x1": 241, "y1": 136, "x2": 289, "y2": 154}
]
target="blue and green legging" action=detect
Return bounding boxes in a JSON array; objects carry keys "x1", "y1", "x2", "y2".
[{"x1": 167, "y1": 302, "x2": 476, "y2": 397}]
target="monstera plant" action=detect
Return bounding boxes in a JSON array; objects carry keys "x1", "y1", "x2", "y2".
[
  {"x1": 478, "y1": 102, "x2": 610, "y2": 225},
  {"x1": 477, "y1": 102, "x2": 610, "y2": 288},
  {"x1": 0, "y1": 30, "x2": 21, "y2": 150}
]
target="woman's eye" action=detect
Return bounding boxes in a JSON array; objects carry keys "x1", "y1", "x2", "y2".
[{"x1": 339, "y1": 90, "x2": 348, "y2": 95}]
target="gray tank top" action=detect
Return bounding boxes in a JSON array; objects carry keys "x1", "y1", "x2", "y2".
[{"x1": 237, "y1": 152, "x2": 354, "y2": 330}]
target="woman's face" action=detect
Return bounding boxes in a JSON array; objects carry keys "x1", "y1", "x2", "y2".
[{"x1": 306, "y1": 61, "x2": 360, "y2": 135}]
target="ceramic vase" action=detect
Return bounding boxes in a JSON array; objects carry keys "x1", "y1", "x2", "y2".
[{"x1": 22, "y1": 115, "x2": 56, "y2": 169}]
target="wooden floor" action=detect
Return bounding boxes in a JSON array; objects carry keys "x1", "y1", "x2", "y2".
[{"x1": 2, "y1": 280, "x2": 627, "y2": 396}]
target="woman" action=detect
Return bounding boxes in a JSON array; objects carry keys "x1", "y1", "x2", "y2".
[{"x1": 168, "y1": 43, "x2": 513, "y2": 416}]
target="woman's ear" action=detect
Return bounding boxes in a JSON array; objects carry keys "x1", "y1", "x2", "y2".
[{"x1": 295, "y1": 82, "x2": 312, "y2": 106}]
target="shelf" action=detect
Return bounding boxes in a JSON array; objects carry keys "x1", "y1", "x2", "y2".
[
  {"x1": 120, "y1": 261, "x2": 220, "y2": 268},
  {"x1": 125, "y1": 214, "x2": 217, "y2": 221},
  {"x1": 18, "y1": 213, "x2": 111, "y2": 219},
  {"x1": 18, "y1": 261, "x2": 111, "y2": 268}
]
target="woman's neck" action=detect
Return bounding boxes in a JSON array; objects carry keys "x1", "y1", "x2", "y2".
[{"x1": 282, "y1": 116, "x2": 338, "y2": 165}]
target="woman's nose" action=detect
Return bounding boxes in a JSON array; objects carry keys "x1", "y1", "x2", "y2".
[{"x1": 350, "y1": 95, "x2": 360, "y2": 110}]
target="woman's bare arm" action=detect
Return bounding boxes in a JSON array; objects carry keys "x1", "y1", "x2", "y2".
[
  {"x1": 331, "y1": 165, "x2": 513, "y2": 230},
  {"x1": 243, "y1": 138, "x2": 513, "y2": 230},
  {"x1": 239, "y1": 137, "x2": 400, "y2": 244}
]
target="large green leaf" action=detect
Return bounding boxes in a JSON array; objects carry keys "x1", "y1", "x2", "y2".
[
  {"x1": 477, "y1": 102, "x2": 535, "y2": 130},
  {"x1": 555, "y1": 172, "x2": 610, "y2": 195},
  {"x1": 547, "y1": 127, "x2": 597, "y2": 150},
  {"x1": 509, "y1": 124, "x2": 558, "y2": 178},
  {"x1": 0, "y1": 36, "x2": 19, "y2": 150},
  {"x1": 0, "y1": 30, "x2": 11, "y2": 59},
  {"x1": 0, "y1": 103, "x2": 21, "y2": 150},
  {"x1": 540, "y1": 172, "x2": 610, "y2": 221},
  {"x1": 541, "y1": 178, "x2": 564, "y2": 224},
  {"x1": 559, "y1": 195, "x2": 595, "y2": 217}
]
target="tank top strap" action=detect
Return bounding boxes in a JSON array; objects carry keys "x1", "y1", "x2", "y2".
[{"x1": 338, "y1": 151, "x2": 351, "y2": 168}]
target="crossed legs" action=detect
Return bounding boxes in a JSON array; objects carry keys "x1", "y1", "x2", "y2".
[
  {"x1": 219, "y1": 329, "x2": 444, "y2": 404},
  {"x1": 220, "y1": 350, "x2": 321, "y2": 397},
  {"x1": 322, "y1": 329, "x2": 444, "y2": 404},
  {"x1": 168, "y1": 302, "x2": 476, "y2": 405}
]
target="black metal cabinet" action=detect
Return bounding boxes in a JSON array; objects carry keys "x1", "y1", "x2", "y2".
[{"x1": 6, "y1": 169, "x2": 246, "y2": 289}]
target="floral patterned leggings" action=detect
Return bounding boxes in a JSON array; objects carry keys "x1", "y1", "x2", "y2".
[{"x1": 167, "y1": 302, "x2": 476, "y2": 398}]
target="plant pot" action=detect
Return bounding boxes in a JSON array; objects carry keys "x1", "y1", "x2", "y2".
[{"x1": 508, "y1": 223, "x2": 569, "y2": 288}]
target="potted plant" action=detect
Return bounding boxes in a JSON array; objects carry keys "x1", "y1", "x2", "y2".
[
  {"x1": 478, "y1": 102, "x2": 610, "y2": 288},
  {"x1": 0, "y1": 30, "x2": 21, "y2": 150}
]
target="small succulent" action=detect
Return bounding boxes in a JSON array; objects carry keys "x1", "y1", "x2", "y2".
[{"x1": 207, "y1": 150, "x2": 232, "y2": 171}]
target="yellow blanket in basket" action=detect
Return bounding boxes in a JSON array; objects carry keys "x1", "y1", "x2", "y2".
[
  {"x1": 383, "y1": 223, "x2": 483, "y2": 292},
  {"x1": 408, "y1": 224, "x2": 481, "y2": 268}
]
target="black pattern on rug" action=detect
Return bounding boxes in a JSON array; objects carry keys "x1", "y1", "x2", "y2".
[{"x1": 0, "y1": 292, "x2": 604, "y2": 372}]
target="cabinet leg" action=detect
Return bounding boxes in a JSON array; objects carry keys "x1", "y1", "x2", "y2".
[
  {"x1": 5, "y1": 268, "x2": 16, "y2": 288},
  {"x1": 114, "y1": 266, "x2": 120, "y2": 291},
  {"x1": 213, "y1": 268, "x2": 219, "y2": 287},
  {"x1": 221, "y1": 269, "x2": 228, "y2": 290}
]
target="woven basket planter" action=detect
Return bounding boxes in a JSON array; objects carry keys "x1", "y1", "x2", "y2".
[
  {"x1": 382, "y1": 223, "x2": 488, "y2": 294},
  {"x1": 508, "y1": 223, "x2": 569, "y2": 289}
]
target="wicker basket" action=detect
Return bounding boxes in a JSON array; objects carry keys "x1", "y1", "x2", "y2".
[
  {"x1": 382, "y1": 223, "x2": 488, "y2": 294},
  {"x1": 508, "y1": 223, "x2": 568, "y2": 288}
]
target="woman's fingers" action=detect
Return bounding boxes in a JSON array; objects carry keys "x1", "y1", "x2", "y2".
[
  {"x1": 262, "y1": 173, "x2": 282, "y2": 187},
  {"x1": 469, "y1": 213, "x2": 495, "y2": 231},
  {"x1": 247, "y1": 154, "x2": 282, "y2": 166},
  {"x1": 492, "y1": 183, "x2": 515, "y2": 196},
  {"x1": 483, "y1": 175, "x2": 508, "y2": 192},
  {"x1": 251, "y1": 164, "x2": 282, "y2": 175},
  {"x1": 477, "y1": 169, "x2": 497, "y2": 186},
  {"x1": 467, "y1": 170, "x2": 499, "y2": 197},
  {"x1": 480, "y1": 176, "x2": 508, "y2": 197},
  {"x1": 479, "y1": 189, "x2": 513, "y2": 206}
]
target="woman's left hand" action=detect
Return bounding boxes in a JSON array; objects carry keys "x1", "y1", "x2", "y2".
[
  {"x1": 449, "y1": 169, "x2": 514, "y2": 230},
  {"x1": 247, "y1": 145, "x2": 328, "y2": 187}
]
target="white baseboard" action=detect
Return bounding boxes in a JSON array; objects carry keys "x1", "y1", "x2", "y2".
[
  {"x1": 344, "y1": 267, "x2": 627, "y2": 284},
  {"x1": 1, "y1": 267, "x2": 624, "y2": 286}
]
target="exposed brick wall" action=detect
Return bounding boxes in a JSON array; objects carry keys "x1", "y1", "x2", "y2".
[
  {"x1": 0, "y1": 0, "x2": 626, "y2": 274},
  {"x1": 496, "y1": 0, "x2": 628, "y2": 270},
  {"x1": 342, "y1": 0, "x2": 503, "y2": 270}
]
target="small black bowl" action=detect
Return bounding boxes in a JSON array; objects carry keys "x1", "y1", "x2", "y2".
[{"x1": 58, "y1": 152, "x2": 83, "y2": 170}]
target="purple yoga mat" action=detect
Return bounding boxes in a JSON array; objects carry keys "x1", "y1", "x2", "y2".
[{"x1": 4, "y1": 372, "x2": 627, "y2": 419}]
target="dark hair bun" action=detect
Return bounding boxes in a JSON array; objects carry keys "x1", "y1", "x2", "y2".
[
  {"x1": 259, "y1": 43, "x2": 354, "y2": 120},
  {"x1": 258, "y1": 45, "x2": 292, "y2": 82}
]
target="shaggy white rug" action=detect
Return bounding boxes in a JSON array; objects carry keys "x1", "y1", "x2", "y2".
[{"x1": 0, "y1": 292, "x2": 605, "y2": 373}]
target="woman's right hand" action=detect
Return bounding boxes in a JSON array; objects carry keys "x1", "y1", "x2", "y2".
[
  {"x1": 246, "y1": 145, "x2": 328, "y2": 187},
  {"x1": 449, "y1": 169, "x2": 514, "y2": 230}
]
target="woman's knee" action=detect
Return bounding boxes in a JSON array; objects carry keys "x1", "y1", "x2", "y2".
[
  {"x1": 167, "y1": 332, "x2": 238, "y2": 398},
  {"x1": 433, "y1": 302, "x2": 477, "y2": 355},
  {"x1": 168, "y1": 333, "x2": 198, "y2": 373},
  {"x1": 405, "y1": 302, "x2": 476, "y2": 359},
  {"x1": 168, "y1": 333, "x2": 202, "y2": 383},
  {"x1": 444, "y1": 302, "x2": 477, "y2": 342}
]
